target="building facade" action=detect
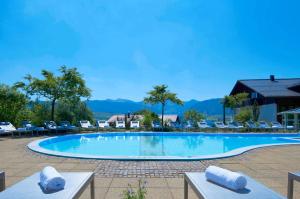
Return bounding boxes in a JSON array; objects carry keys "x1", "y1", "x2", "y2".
[{"x1": 230, "y1": 76, "x2": 300, "y2": 122}]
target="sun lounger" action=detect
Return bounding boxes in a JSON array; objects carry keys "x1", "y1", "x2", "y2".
[
  {"x1": 246, "y1": 121, "x2": 257, "y2": 129},
  {"x1": 184, "y1": 172, "x2": 284, "y2": 199},
  {"x1": 271, "y1": 121, "x2": 284, "y2": 129},
  {"x1": 0, "y1": 171, "x2": 5, "y2": 192},
  {"x1": 25, "y1": 122, "x2": 47, "y2": 135},
  {"x1": 0, "y1": 122, "x2": 16, "y2": 134},
  {"x1": 258, "y1": 121, "x2": 271, "y2": 129},
  {"x1": 116, "y1": 121, "x2": 125, "y2": 128},
  {"x1": 14, "y1": 127, "x2": 33, "y2": 136},
  {"x1": 96, "y1": 120, "x2": 110, "y2": 128},
  {"x1": 214, "y1": 121, "x2": 228, "y2": 128},
  {"x1": 59, "y1": 121, "x2": 78, "y2": 131},
  {"x1": 0, "y1": 172, "x2": 95, "y2": 199},
  {"x1": 79, "y1": 120, "x2": 95, "y2": 129},
  {"x1": 44, "y1": 121, "x2": 58, "y2": 131},
  {"x1": 228, "y1": 121, "x2": 244, "y2": 129},
  {"x1": 152, "y1": 121, "x2": 161, "y2": 129},
  {"x1": 130, "y1": 121, "x2": 140, "y2": 128},
  {"x1": 287, "y1": 171, "x2": 300, "y2": 199},
  {"x1": 197, "y1": 121, "x2": 211, "y2": 128}
]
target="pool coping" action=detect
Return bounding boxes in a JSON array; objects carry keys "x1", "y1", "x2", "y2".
[{"x1": 27, "y1": 132, "x2": 300, "y2": 161}]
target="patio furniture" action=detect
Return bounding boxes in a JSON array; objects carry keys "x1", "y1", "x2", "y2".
[
  {"x1": 287, "y1": 171, "x2": 300, "y2": 199},
  {"x1": 184, "y1": 172, "x2": 284, "y2": 199},
  {"x1": 79, "y1": 120, "x2": 96, "y2": 129},
  {"x1": 258, "y1": 121, "x2": 271, "y2": 129},
  {"x1": 214, "y1": 121, "x2": 228, "y2": 128},
  {"x1": 0, "y1": 171, "x2": 5, "y2": 192},
  {"x1": 245, "y1": 121, "x2": 257, "y2": 129},
  {"x1": 0, "y1": 122, "x2": 16, "y2": 135},
  {"x1": 13, "y1": 128, "x2": 34, "y2": 137},
  {"x1": 0, "y1": 172, "x2": 95, "y2": 199}
]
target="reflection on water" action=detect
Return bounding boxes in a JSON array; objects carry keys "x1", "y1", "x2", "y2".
[{"x1": 40, "y1": 133, "x2": 300, "y2": 157}]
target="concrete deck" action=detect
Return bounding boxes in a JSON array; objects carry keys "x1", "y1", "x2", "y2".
[{"x1": 1, "y1": 136, "x2": 300, "y2": 198}]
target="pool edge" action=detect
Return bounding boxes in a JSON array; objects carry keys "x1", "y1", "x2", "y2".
[{"x1": 27, "y1": 132, "x2": 300, "y2": 161}]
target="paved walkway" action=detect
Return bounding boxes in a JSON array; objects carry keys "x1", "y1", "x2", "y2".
[{"x1": 1, "y1": 136, "x2": 300, "y2": 198}]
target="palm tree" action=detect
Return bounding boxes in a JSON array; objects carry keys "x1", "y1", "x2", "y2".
[{"x1": 144, "y1": 85, "x2": 183, "y2": 128}]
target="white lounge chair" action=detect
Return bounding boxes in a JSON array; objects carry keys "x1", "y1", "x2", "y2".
[
  {"x1": 21, "y1": 121, "x2": 46, "y2": 134},
  {"x1": 59, "y1": 121, "x2": 77, "y2": 131},
  {"x1": 130, "y1": 121, "x2": 140, "y2": 128},
  {"x1": 197, "y1": 120, "x2": 211, "y2": 128},
  {"x1": 228, "y1": 121, "x2": 244, "y2": 129},
  {"x1": 184, "y1": 172, "x2": 285, "y2": 199},
  {"x1": 44, "y1": 121, "x2": 58, "y2": 130},
  {"x1": 0, "y1": 122, "x2": 16, "y2": 134},
  {"x1": 271, "y1": 121, "x2": 283, "y2": 129},
  {"x1": 79, "y1": 120, "x2": 95, "y2": 129},
  {"x1": 245, "y1": 121, "x2": 257, "y2": 128},
  {"x1": 214, "y1": 121, "x2": 228, "y2": 128},
  {"x1": 258, "y1": 121, "x2": 271, "y2": 129},
  {"x1": 184, "y1": 121, "x2": 193, "y2": 129},
  {"x1": 0, "y1": 171, "x2": 95, "y2": 199},
  {"x1": 96, "y1": 120, "x2": 109, "y2": 128},
  {"x1": 152, "y1": 121, "x2": 161, "y2": 128},
  {"x1": 116, "y1": 121, "x2": 125, "y2": 128},
  {"x1": 15, "y1": 127, "x2": 33, "y2": 136}
]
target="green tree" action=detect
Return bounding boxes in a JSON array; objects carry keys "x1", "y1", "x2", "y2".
[
  {"x1": 144, "y1": 85, "x2": 183, "y2": 128},
  {"x1": 184, "y1": 109, "x2": 205, "y2": 127},
  {"x1": 56, "y1": 100, "x2": 94, "y2": 124},
  {"x1": 222, "y1": 93, "x2": 249, "y2": 123},
  {"x1": 234, "y1": 108, "x2": 253, "y2": 123},
  {"x1": 0, "y1": 84, "x2": 28, "y2": 125},
  {"x1": 30, "y1": 102, "x2": 51, "y2": 126},
  {"x1": 15, "y1": 66, "x2": 91, "y2": 121},
  {"x1": 135, "y1": 109, "x2": 159, "y2": 128}
]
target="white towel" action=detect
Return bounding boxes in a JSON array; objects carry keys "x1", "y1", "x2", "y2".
[
  {"x1": 40, "y1": 166, "x2": 65, "y2": 191},
  {"x1": 205, "y1": 166, "x2": 247, "y2": 191}
]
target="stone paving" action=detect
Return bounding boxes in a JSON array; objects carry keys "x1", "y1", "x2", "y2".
[{"x1": 1, "y1": 136, "x2": 300, "y2": 198}]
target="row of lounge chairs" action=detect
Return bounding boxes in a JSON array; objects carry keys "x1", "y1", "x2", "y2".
[
  {"x1": 79, "y1": 120, "x2": 140, "y2": 129},
  {"x1": 196, "y1": 120, "x2": 293, "y2": 129},
  {"x1": 0, "y1": 121, "x2": 78, "y2": 136},
  {"x1": 0, "y1": 119, "x2": 142, "y2": 136},
  {"x1": 0, "y1": 119, "x2": 293, "y2": 135}
]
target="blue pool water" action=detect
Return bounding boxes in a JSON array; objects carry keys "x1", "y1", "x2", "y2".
[{"x1": 30, "y1": 133, "x2": 300, "y2": 160}]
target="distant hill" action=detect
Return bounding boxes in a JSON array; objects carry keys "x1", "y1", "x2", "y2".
[{"x1": 87, "y1": 98, "x2": 226, "y2": 120}]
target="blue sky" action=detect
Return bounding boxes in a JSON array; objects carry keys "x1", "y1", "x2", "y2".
[{"x1": 1, "y1": 0, "x2": 300, "y2": 101}]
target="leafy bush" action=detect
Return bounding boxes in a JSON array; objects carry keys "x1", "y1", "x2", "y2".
[
  {"x1": 184, "y1": 109, "x2": 205, "y2": 126},
  {"x1": 56, "y1": 100, "x2": 94, "y2": 125},
  {"x1": 0, "y1": 84, "x2": 28, "y2": 125},
  {"x1": 235, "y1": 108, "x2": 252, "y2": 123},
  {"x1": 122, "y1": 179, "x2": 147, "y2": 199},
  {"x1": 135, "y1": 109, "x2": 158, "y2": 129}
]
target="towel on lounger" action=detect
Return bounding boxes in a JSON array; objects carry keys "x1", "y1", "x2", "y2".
[
  {"x1": 40, "y1": 166, "x2": 65, "y2": 191},
  {"x1": 205, "y1": 166, "x2": 247, "y2": 191}
]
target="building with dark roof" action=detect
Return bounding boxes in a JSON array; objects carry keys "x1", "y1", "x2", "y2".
[{"x1": 230, "y1": 75, "x2": 300, "y2": 122}]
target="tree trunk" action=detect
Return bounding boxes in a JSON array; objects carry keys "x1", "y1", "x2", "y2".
[
  {"x1": 51, "y1": 99, "x2": 56, "y2": 121},
  {"x1": 161, "y1": 103, "x2": 165, "y2": 129},
  {"x1": 223, "y1": 104, "x2": 226, "y2": 124}
]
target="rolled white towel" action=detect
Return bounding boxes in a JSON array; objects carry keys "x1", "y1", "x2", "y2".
[
  {"x1": 40, "y1": 166, "x2": 65, "y2": 191},
  {"x1": 205, "y1": 166, "x2": 247, "y2": 191}
]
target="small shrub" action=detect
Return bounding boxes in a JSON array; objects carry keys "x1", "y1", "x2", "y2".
[{"x1": 122, "y1": 179, "x2": 147, "y2": 199}]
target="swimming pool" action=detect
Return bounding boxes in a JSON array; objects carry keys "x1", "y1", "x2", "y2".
[{"x1": 28, "y1": 132, "x2": 300, "y2": 160}]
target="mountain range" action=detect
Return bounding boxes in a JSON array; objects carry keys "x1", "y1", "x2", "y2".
[{"x1": 86, "y1": 98, "x2": 226, "y2": 120}]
